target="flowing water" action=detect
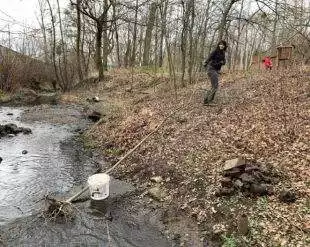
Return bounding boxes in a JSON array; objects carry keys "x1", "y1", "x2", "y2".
[{"x1": 0, "y1": 105, "x2": 174, "y2": 247}]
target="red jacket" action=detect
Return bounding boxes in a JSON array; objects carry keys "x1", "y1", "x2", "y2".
[{"x1": 263, "y1": 57, "x2": 272, "y2": 68}]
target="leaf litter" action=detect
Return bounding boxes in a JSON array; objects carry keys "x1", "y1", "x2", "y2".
[{"x1": 67, "y1": 68, "x2": 309, "y2": 246}]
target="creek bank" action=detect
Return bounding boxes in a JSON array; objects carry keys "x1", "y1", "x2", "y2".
[
  {"x1": 0, "y1": 88, "x2": 61, "y2": 107},
  {"x1": 73, "y1": 69, "x2": 310, "y2": 246},
  {"x1": 0, "y1": 104, "x2": 198, "y2": 247}
]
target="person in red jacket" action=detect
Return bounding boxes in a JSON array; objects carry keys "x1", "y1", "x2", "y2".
[{"x1": 263, "y1": 56, "x2": 272, "y2": 70}]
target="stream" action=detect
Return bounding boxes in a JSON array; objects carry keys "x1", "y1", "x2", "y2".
[{"x1": 0, "y1": 105, "x2": 175, "y2": 247}]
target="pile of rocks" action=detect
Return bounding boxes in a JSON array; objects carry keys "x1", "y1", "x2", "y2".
[
  {"x1": 216, "y1": 158, "x2": 276, "y2": 197},
  {"x1": 0, "y1": 123, "x2": 32, "y2": 138}
]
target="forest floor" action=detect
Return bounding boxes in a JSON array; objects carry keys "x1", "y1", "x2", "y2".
[{"x1": 62, "y1": 67, "x2": 310, "y2": 247}]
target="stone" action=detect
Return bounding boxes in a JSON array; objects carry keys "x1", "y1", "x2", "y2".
[
  {"x1": 279, "y1": 190, "x2": 297, "y2": 203},
  {"x1": 0, "y1": 157, "x2": 2, "y2": 163},
  {"x1": 237, "y1": 214, "x2": 249, "y2": 235},
  {"x1": 22, "y1": 128, "x2": 32, "y2": 135},
  {"x1": 260, "y1": 174, "x2": 272, "y2": 183},
  {"x1": 92, "y1": 96, "x2": 100, "y2": 102},
  {"x1": 240, "y1": 173, "x2": 255, "y2": 184},
  {"x1": 148, "y1": 186, "x2": 165, "y2": 201},
  {"x1": 212, "y1": 223, "x2": 227, "y2": 235},
  {"x1": 245, "y1": 165, "x2": 261, "y2": 173},
  {"x1": 303, "y1": 222, "x2": 310, "y2": 233},
  {"x1": 150, "y1": 176, "x2": 163, "y2": 183},
  {"x1": 223, "y1": 168, "x2": 242, "y2": 178},
  {"x1": 5, "y1": 123, "x2": 19, "y2": 134},
  {"x1": 234, "y1": 179, "x2": 244, "y2": 188},
  {"x1": 250, "y1": 183, "x2": 269, "y2": 196},
  {"x1": 215, "y1": 187, "x2": 235, "y2": 197},
  {"x1": 220, "y1": 177, "x2": 233, "y2": 187},
  {"x1": 7, "y1": 113, "x2": 13, "y2": 116},
  {"x1": 88, "y1": 111, "x2": 101, "y2": 122},
  {"x1": 0, "y1": 124, "x2": 32, "y2": 138},
  {"x1": 223, "y1": 158, "x2": 246, "y2": 171},
  {"x1": 22, "y1": 150, "x2": 28, "y2": 155}
]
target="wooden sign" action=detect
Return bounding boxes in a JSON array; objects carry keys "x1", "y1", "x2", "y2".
[{"x1": 277, "y1": 46, "x2": 293, "y2": 60}]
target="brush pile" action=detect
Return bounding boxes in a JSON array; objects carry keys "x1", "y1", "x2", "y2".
[{"x1": 44, "y1": 196, "x2": 75, "y2": 221}]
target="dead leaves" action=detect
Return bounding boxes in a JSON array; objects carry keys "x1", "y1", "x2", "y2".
[{"x1": 84, "y1": 69, "x2": 309, "y2": 246}]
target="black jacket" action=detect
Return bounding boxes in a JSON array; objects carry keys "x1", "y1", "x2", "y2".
[{"x1": 204, "y1": 49, "x2": 226, "y2": 71}]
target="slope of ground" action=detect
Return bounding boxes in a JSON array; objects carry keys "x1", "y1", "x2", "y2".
[{"x1": 63, "y1": 68, "x2": 310, "y2": 246}]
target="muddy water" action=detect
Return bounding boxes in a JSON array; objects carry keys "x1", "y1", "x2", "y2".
[{"x1": 0, "y1": 106, "x2": 173, "y2": 247}]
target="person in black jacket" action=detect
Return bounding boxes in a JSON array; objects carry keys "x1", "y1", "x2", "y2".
[{"x1": 203, "y1": 40, "x2": 228, "y2": 104}]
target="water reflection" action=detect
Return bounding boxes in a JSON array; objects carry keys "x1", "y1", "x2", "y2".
[{"x1": 0, "y1": 106, "x2": 95, "y2": 224}]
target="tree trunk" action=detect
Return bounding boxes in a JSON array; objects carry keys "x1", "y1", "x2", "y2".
[
  {"x1": 111, "y1": 1, "x2": 121, "y2": 67},
  {"x1": 233, "y1": 0, "x2": 244, "y2": 70},
  {"x1": 218, "y1": 0, "x2": 240, "y2": 42},
  {"x1": 124, "y1": 23, "x2": 131, "y2": 68},
  {"x1": 56, "y1": 0, "x2": 69, "y2": 90},
  {"x1": 96, "y1": 21, "x2": 104, "y2": 80},
  {"x1": 271, "y1": 0, "x2": 279, "y2": 52},
  {"x1": 143, "y1": 2, "x2": 157, "y2": 66},
  {"x1": 46, "y1": 0, "x2": 60, "y2": 84},
  {"x1": 138, "y1": 26, "x2": 144, "y2": 65},
  {"x1": 197, "y1": 1, "x2": 212, "y2": 73},
  {"x1": 76, "y1": 0, "x2": 83, "y2": 81},
  {"x1": 181, "y1": 0, "x2": 191, "y2": 86},
  {"x1": 131, "y1": 0, "x2": 139, "y2": 66},
  {"x1": 187, "y1": 0, "x2": 195, "y2": 84},
  {"x1": 38, "y1": 0, "x2": 49, "y2": 64},
  {"x1": 158, "y1": 0, "x2": 168, "y2": 67},
  {"x1": 102, "y1": 0, "x2": 109, "y2": 71}
]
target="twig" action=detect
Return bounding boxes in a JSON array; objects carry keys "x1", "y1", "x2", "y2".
[
  {"x1": 106, "y1": 220, "x2": 112, "y2": 246},
  {"x1": 65, "y1": 84, "x2": 199, "y2": 204},
  {"x1": 65, "y1": 106, "x2": 179, "y2": 204}
]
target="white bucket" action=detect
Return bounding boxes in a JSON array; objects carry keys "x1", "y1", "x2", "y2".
[{"x1": 87, "y1": 173, "x2": 110, "y2": 200}]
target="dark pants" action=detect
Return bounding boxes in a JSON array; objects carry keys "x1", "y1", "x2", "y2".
[{"x1": 204, "y1": 66, "x2": 219, "y2": 103}]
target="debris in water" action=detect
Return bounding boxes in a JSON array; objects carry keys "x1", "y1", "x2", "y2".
[{"x1": 44, "y1": 196, "x2": 75, "y2": 221}]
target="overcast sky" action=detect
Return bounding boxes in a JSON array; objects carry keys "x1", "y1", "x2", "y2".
[
  {"x1": 0, "y1": 0, "x2": 41, "y2": 31},
  {"x1": 0, "y1": 0, "x2": 68, "y2": 32},
  {"x1": 0, "y1": 0, "x2": 68, "y2": 51}
]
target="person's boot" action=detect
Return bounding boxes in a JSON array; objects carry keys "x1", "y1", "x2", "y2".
[
  {"x1": 204, "y1": 91, "x2": 210, "y2": 105},
  {"x1": 210, "y1": 88, "x2": 217, "y2": 101},
  {"x1": 204, "y1": 89, "x2": 216, "y2": 105}
]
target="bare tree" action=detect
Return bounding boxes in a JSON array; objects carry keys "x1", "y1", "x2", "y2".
[
  {"x1": 218, "y1": 0, "x2": 240, "y2": 41},
  {"x1": 142, "y1": 1, "x2": 157, "y2": 66},
  {"x1": 46, "y1": 0, "x2": 60, "y2": 84},
  {"x1": 76, "y1": 0, "x2": 83, "y2": 81},
  {"x1": 71, "y1": 0, "x2": 112, "y2": 81}
]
